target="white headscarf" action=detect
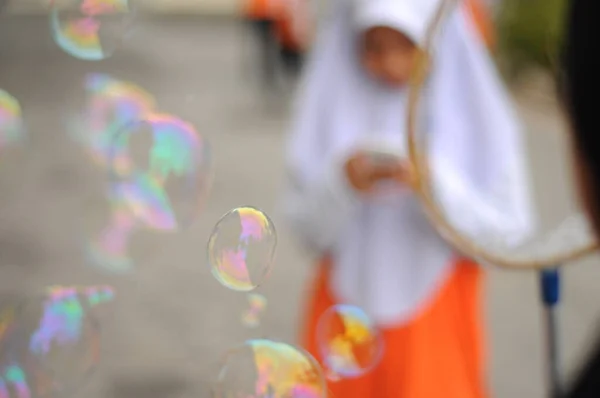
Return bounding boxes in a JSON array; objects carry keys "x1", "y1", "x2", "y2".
[{"x1": 284, "y1": 0, "x2": 535, "y2": 325}]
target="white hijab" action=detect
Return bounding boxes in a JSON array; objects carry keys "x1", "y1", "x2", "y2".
[{"x1": 285, "y1": 0, "x2": 535, "y2": 325}]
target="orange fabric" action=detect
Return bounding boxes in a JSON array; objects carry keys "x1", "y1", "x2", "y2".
[
  {"x1": 275, "y1": 15, "x2": 302, "y2": 50},
  {"x1": 465, "y1": 0, "x2": 495, "y2": 49},
  {"x1": 244, "y1": 0, "x2": 273, "y2": 19},
  {"x1": 301, "y1": 258, "x2": 488, "y2": 398},
  {"x1": 276, "y1": 18, "x2": 294, "y2": 49}
]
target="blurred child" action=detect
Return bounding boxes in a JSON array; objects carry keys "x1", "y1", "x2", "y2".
[{"x1": 282, "y1": 0, "x2": 534, "y2": 397}]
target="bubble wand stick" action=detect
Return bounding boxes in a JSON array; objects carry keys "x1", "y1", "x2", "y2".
[{"x1": 540, "y1": 268, "x2": 562, "y2": 398}]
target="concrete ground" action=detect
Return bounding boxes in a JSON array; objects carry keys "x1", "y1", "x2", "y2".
[{"x1": 1, "y1": 14, "x2": 600, "y2": 398}]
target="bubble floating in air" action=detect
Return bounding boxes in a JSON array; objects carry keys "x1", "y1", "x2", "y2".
[
  {"x1": 241, "y1": 293, "x2": 267, "y2": 328},
  {"x1": 208, "y1": 207, "x2": 277, "y2": 292},
  {"x1": 50, "y1": 0, "x2": 135, "y2": 61},
  {"x1": 316, "y1": 304, "x2": 384, "y2": 379},
  {"x1": 73, "y1": 74, "x2": 212, "y2": 273},
  {"x1": 0, "y1": 286, "x2": 114, "y2": 398},
  {"x1": 108, "y1": 113, "x2": 212, "y2": 231},
  {"x1": 213, "y1": 339, "x2": 326, "y2": 398},
  {"x1": 71, "y1": 73, "x2": 156, "y2": 171}
]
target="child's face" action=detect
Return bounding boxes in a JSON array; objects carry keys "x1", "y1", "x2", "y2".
[{"x1": 361, "y1": 26, "x2": 418, "y2": 88}]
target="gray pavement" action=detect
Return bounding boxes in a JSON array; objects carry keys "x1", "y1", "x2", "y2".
[{"x1": 1, "y1": 15, "x2": 600, "y2": 398}]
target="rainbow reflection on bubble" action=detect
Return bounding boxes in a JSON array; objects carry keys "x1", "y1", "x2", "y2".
[
  {"x1": 113, "y1": 172, "x2": 176, "y2": 231},
  {"x1": 0, "y1": 286, "x2": 112, "y2": 398},
  {"x1": 50, "y1": 0, "x2": 133, "y2": 61},
  {"x1": 29, "y1": 288, "x2": 84, "y2": 357},
  {"x1": 241, "y1": 294, "x2": 267, "y2": 328},
  {"x1": 0, "y1": 90, "x2": 25, "y2": 148},
  {"x1": 316, "y1": 305, "x2": 383, "y2": 379},
  {"x1": 80, "y1": 75, "x2": 211, "y2": 273},
  {"x1": 86, "y1": 201, "x2": 136, "y2": 273},
  {"x1": 0, "y1": 360, "x2": 56, "y2": 398},
  {"x1": 214, "y1": 339, "x2": 326, "y2": 398},
  {"x1": 238, "y1": 207, "x2": 270, "y2": 243},
  {"x1": 208, "y1": 207, "x2": 277, "y2": 292},
  {"x1": 145, "y1": 113, "x2": 201, "y2": 182},
  {"x1": 28, "y1": 286, "x2": 111, "y2": 358},
  {"x1": 77, "y1": 73, "x2": 149, "y2": 273},
  {"x1": 0, "y1": 364, "x2": 31, "y2": 398},
  {"x1": 109, "y1": 113, "x2": 207, "y2": 231},
  {"x1": 74, "y1": 73, "x2": 156, "y2": 174}
]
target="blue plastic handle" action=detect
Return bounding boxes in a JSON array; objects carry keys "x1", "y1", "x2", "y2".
[{"x1": 540, "y1": 268, "x2": 560, "y2": 306}]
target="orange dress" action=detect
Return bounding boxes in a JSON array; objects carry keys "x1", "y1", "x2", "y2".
[
  {"x1": 299, "y1": 2, "x2": 494, "y2": 397},
  {"x1": 301, "y1": 258, "x2": 486, "y2": 398}
]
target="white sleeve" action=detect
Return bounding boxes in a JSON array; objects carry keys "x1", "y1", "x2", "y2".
[{"x1": 281, "y1": 155, "x2": 361, "y2": 254}]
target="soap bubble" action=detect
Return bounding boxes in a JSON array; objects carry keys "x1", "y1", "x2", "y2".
[
  {"x1": 0, "y1": 286, "x2": 114, "y2": 397},
  {"x1": 316, "y1": 305, "x2": 384, "y2": 379},
  {"x1": 241, "y1": 294, "x2": 267, "y2": 328},
  {"x1": 108, "y1": 113, "x2": 212, "y2": 231},
  {"x1": 73, "y1": 74, "x2": 212, "y2": 273},
  {"x1": 72, "y1": 73, "x2": 156, "y2": 170},
  {"x1": 208, "y1": 207, "x2": 277, "y2": 292},
  {"x1": 213, "y1": 339, "x2": 326, "y2": 398},
  {"x1": 50, "y1": 0, "x2": 135, "y2": 61},
  {"x1": 71, "y1": 74, "x2": 154, "y2": 273}
]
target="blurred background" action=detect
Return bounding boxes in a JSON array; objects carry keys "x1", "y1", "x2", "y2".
[{"x1": 2, "y1": 0, "x2": 600, "y2": 397}]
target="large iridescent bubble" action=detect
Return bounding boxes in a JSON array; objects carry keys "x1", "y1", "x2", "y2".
[{"x1": 213, "y1": 339, "x2": 327, "y2": 398}]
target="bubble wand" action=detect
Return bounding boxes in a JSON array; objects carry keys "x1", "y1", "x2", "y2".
[{"x1": 404, "y1": 1, "x2": 597, "y2": 397}]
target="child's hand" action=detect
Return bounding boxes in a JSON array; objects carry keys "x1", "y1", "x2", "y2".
[{"x1": 344, "y1": 152, "x2": 412, "y2": 193}]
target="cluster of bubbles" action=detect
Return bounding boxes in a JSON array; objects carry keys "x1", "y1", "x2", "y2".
[
  {"x1": 0, "y1": 87, "x2": 386, "y2": 398},
  {"x1": 206, "y1": 207, "x2": 300, "y2": 396},
  {"x1": 207, "y1": 207, "x2": 384, "y2": 396},
  {"x1": 211, "y1": 302, "x2": 384, "y2": 397},
  {"x1": 0, "y1": 3, "x2": 388, "y2": 396},
  {"x1": 70, "y1": 73, "x2": 212, "y2": 273},
  {"x1": 2, "y1": 0, "x2": 215, "y2": 389}
]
